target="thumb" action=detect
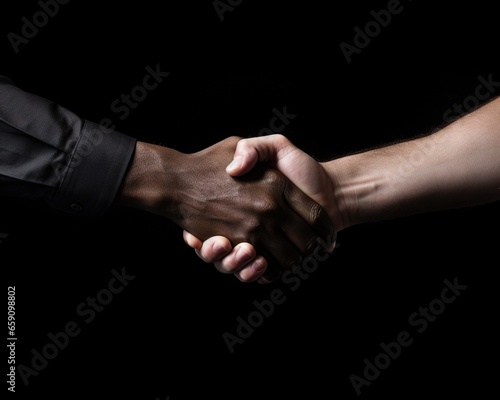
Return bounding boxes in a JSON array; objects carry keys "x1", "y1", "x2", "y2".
[{"x1": 226, "y1": 135, "x2": 284, "y2": 176}]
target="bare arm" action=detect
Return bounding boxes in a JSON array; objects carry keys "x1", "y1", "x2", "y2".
[
  {"x1": 328, "y1": 96, "x2": 500, "y2": 229},
  {"x1": 185, "y1": 97, "x2": 500, "y2": 280}
]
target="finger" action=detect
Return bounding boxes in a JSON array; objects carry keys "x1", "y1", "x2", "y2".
[
  {"x1": 183, "y1": 230, "x2": 203, "y2": 250},
  {"x1": 284, "y1": 181, "x2": 337, "y2": 251},
  {"x1": 195, "y1": 236, "x2": 233, "y2": 263},
  {"x1": 234, "y1": 256, "x2": 268, "y2": 283},
  {"x1": 226, "y1": 135, "x2": 286, "y2": 176},
  {"x1": 278, "y1": 205, "x2": 325, "y2": 257},
  {"x1": 214, "y1": 242, "x2": 257, "y2": 274}
]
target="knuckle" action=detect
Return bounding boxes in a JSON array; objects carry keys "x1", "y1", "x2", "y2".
[
  {"x1": 309, "y1": 201, "x2": 323, "y2": 223},
  {"x1": 237, "y1": 138, "x2": 251, "y2": 149},
  {"x1": 249, "y1": 194, "x2": 279, "y2": 218},
  {"x1": 274, "y1": 134, "x2": 288, "y2": 146},
  {"x1": 227, "y1": 135, "x2": 244, "y2": 142},
  {"x1": 265, "y1": 168, "x2": 282, "y2": 183},
  {"x1": 217, "y1": 260, "x2": 238, "y2": 274},
  {"x1": 242, "y1": 216, "x2": 262, "y2": 235},
  {"x1": 260, "y1": 196, "x2": 279, "y2": 215}
]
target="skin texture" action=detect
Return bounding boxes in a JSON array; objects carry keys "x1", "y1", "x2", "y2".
[
  {"x1": 115, "y1": 136, "x2": 335, "y2": 282},
  {"x1": 185, "y1": 96, "x2": 500, "y2": 282}
]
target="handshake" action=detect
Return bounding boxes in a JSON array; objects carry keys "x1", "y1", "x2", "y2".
[
  {"x1": 2, "y1": 76, "x2": 499, "y2": 285},
  {"x1": 116, "y1": 91, "x2": 500, "y2": 285},
  {"x1": 116, "y1": 134, "x2": 341, "y2": 284}
]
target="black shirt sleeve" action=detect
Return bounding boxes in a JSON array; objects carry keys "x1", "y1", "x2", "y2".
[{"x1": 0, "y1": 75, "x2": 137, "y2": 216}]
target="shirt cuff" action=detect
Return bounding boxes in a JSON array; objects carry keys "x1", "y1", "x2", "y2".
[{"x1": 49, "y1": 120, "x2": 137, "y2": 216}]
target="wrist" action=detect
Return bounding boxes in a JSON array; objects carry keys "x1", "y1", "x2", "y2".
[
  {"x1": 320, "y1": 159, "x2": 354, "y2": 232},
  {"x1": 322, "y1": 154, "x2": 392, "y2": 231},
  {"x1": 115, "y1": 141, "x2": 184, "y2": 219}
]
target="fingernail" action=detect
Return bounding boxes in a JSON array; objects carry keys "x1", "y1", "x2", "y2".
[
  {"x1": 226, "y1": 157, "x2": 242, "y2": 172},
  {"x1": 252, "y1": 260, "x2": 266, "y2": 273},
  {"x1": 214, "y1": 242, "x2": 230, "y2": 255},
  {"x1": 236, "y1": 249, "x2": 248, "y2": 263}
]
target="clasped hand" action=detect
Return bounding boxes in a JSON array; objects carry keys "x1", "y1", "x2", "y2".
[{"x1": 182, "y1": 135, "x2": 338, "y2": 284}]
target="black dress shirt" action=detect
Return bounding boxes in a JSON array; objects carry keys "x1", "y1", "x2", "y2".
[{"x1": 0, "y1": 75, "x2": 137, "y2": 216}]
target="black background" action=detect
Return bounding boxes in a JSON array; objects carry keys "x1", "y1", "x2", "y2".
[{"x1": 2, "y1": 0, "x2": 499, "y2": 398}]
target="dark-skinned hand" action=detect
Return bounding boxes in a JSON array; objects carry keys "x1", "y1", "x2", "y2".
[{"x1": 116, "y1": 136, "x2": 335, "y2": 282}]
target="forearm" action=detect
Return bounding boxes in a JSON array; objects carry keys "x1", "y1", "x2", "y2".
[
  {"x1": 115, "y1": 141, "x2": 182, "y2": 220},
  {"x1": 325, "y1": 97, "x2": 500, "y2": 229}
]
